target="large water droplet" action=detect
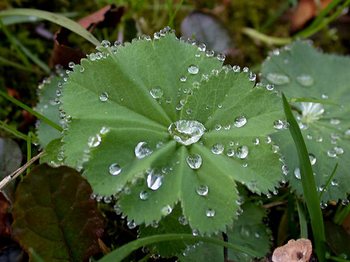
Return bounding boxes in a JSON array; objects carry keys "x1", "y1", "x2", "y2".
[
  {"x1": 147, "y1": 169, "x2": 163, "y2": 190},
  {"x1": 127, "y1": 220, "x2": 136, "y2": 229},
  {"x1": 161, "y1": 205, "x2": 173, "y2": 216},
  {"x1": 135, "y1": 142, "x2": 153, "y2": 159},
  {"x1": 150, "y1": 87, "x2": 163, "y2": 99},
  {"x1": 296, "y1": 74, "x2": 314, "y2": 87},
  {"x1": 88, "y1": 134, "x2": 101, "y2": 148},
  {"x1": 334, "y1": 146, "x2": 344, "y2": 155},
  {"x1": 188, "y1": 65, "x2": 199, "y2": 75},
  {"x1": 273, "y1": 120, "x2": 285, "y2": 130},
  {"x1": 186, "y1": 154, "x2": 202, "y2": 169},
  {"x1": 168, "y1": 120, "x2": 205, "y2": 146},
  {"x1": 139, "y1": 190, "x2": 149, "y2": 200},
  {"x1": 266, "y1": 73, "x2": 290, "y2": 85},
  {"x1": 206, "y1": 208, "x2": 215, "y2": 218},
  {"x1": 294, "y1": 167, "x2": 301, "y2": 179},
  {"x1": 234, "y1": 116, "x2": 247, "y2": 128},
  {"x1": 211, "y1": 143, "x2": 224, "y2": 154},
  {"x1": 196, "y1": 185, "x2": 208, "y2": 196},
  {"x1": 99, "y1": 92, "x2": 109, "y2": 102},
  {"x1": 236, "y1": 145, "x2": 249, "y2": 159},
  {"x1": 327, "y1": 149, "x2": 337, "y2": 158},
  {"x1": 109, "y1": 163, "x2": 122, "y2": 176}
]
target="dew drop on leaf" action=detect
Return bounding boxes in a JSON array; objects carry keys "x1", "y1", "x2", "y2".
[
  {"x1": 309, "y1": 153, "x2": 317, "y2": 165},
  {"x1": 161, "y1": 205, "x2": 173, "y2": 216},
  {"x1": 226, "y1": 149, "x2": 235, "y2": 157},
  {"x1": 109, "y1": 163, "x2": 122, "y2": 176},
  {"x1": 139, "y1": 190, "x2": 149, "y2": 200},
  {"x1": 211, "y1": 143, "x2": 224, "y2": 154},
  {"x1": 216, "y1": 53, "x2": 225, "y2": 62},
  {"x1": 334, "y1": 146, "x2": 344, "y2": 155},
  {"x1": 232, "y1": 65, "x2": 240, "y2": 72},
  {"x1": 196, "y1": 185, "x2": 208, "y2": 196},
  {"x1": 101, "y1": 40, "x2": 111, "y2": 48},
  {"x1": 282, "y1": 165, "x2": 289, "y2": 175},
  {"x1": 206, "y1": 208, "x2": 215, "y2": 218},
  {"x1": 178, "y1": 215, "x2": 188, "y2": 225},
  {"x1": 330, "y1": 118, "x2": 340, "y2": 125},
  {"x1": 146, "y1": 170, "x2": 163, "y2": 190},
  {"x1": 99, "y1": 92, "x2": 109, "y2": 102},
  {"x1": 88, "y1": 134, "x2": 101, "y2": 148},
  {"x1": 186, "y1": 154, "x2": 202, "y2": 169},
  {"x1": 273, "y1": 120, "x2": 285, "y2": 130},
  {"x1": 135, "y1": 142, "x2": 153, "y2": 159},
  {"x1": 266, "y1": 84, "x2": 274, "y2": 91},
  {"x1": 327, "y1": 149, "x2": 337, "y2": 158},
  {"x1": 198, "y1": 43, "x2": 206, "y2": 52},
  {"x1": 188, "y1": 64, "x2": 199, "y2": 75},
  {"x1": 192, "y1": 229, "x2": 199, "y2": 236},
  {"x1": 253, "y1": 137, "x2": 260, "y2": 145},
  {"x1": 100, "y1": 126, "x2": 110, "y2": 135},
  {"x1": 127, "y1": 220, "x2": 136, "y2": 229},
  {"x1": 266, "y1": 73, "x2": 290, "y2": 85},
  {"x1": 296, "y1": 74, "x2": 314, "y2": 87},
  {"x1": 168, "y1": 120, "x2": 205, "y2": 145},
  {"x1": 236, "y1": 145, "x2": 249, "y2": 159},
  {"x1": 150, "y1": 87, "x2": 163, "y2": 99},
  {"x1": 248, "y1": 72, "x2": 256, "y2": 82},
  {"x1": 205, "y1": 50, "x2": 214, "y2": 57},
  {"x1": 234, "y1": 116, "x2": 247, "y2": 128},
  {"x1": 294, "y1": 167, "x2": 301, "y2": 179},
  {"x1": 331, "y1": 179, "x2": 339, "y2": 186},
  {"x1": 180, "y1": 76, "x2": 187, "y2": 82}
]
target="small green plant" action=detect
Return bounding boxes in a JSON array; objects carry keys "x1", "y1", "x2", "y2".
[{"x1": 1, "y1": 4, "x2": 350, "y2": 262}]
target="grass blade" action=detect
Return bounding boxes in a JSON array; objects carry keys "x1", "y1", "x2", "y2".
[
  {"x1": 0, "y1": 8, "x2": 100, "y2": 46},
  {"x1": 282, "y1": 93, "x2": 326, "y2": 261},
  {"x1": 0, "y1": 120, "x2": 28, "y2": 141},
  {"x1": 98, "y1": 233, "x2": 261, "y2": 262}
]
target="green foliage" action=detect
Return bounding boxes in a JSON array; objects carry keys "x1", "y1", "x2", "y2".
[
  {"x1": 261, "y1": 41, "x2": 350, "y2": 202},
  {"x1": 179, "y1": 202, "x2": 272, "y2": 261},
  {"x1": 57, "y1": 29, "x2": 283, "y2": 235},
  {"x1": 12, "y1": 164, "x2": 104, "y2": 262}
]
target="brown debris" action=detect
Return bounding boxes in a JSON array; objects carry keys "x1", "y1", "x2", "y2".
[{"x1": 272, "y1": 238, "x2": 313, "y2": 262}]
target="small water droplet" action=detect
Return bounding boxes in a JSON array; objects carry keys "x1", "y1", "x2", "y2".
[
  {"x1": 198, "y1": 43, "x2": 206, "y2": 52},
  {"x1": 234, "y1": 116, "x2": 247, "y2": 128},
  {"x1": 161, "y1": 205, "x2": 173, "y2": 216},
  {"x1": 217, "y1": 53, "x2": 225, "y2": 61},
  {"x1": 232, "y1": 65, "x2": 240, "y2": 72},
  {"x1": 327, "y1": 149, "x2": 337, "y2": 158},
  {"x1": 266, "y1": 84, "x2": 274, "y2": 91},
  {"x1": 196, "y1": 185, "x2": 208, "y2": 196},
  {"x1": 100, "y1": 126, "x2": 110, "y2": 135},
  {"x1": 150, "y1": 87, "x2": 163, "y2": 99},
  {"x1": 266, "y1": 136, "x2": 272, "y2": 144},
  {"x1": 88, "y1": 134, "x2": 101, "y2": 148},
  {"x1": 205, "y1": 50, "x2": 214, "y2": 57},
  {"x1": 139, "y1": 191, "x2": 149, "y2": 200},
  {"x1": 309, "y1": 154, "x2": 317, "y2": 165},
  {"x1": 215, "y1": 124, "x2": 222, "y2": 131},
  {"x1": 211, "y1": 143, "x2": 224, "y2": 154},
  {"x1": 253, "y1": 137, "x2": 260, "y2": 145},
  {"x1": 334, "y1": 146, "x2": 344, "y2": 155},
  {"x1": 226, "y1": 149, "x2": 235, "y2": 157},
  {"x1": 236, "y1": 145, "x2": 249, "y2": 159},
  {"x1": 331, "y1": 179, "x2": 339, "y2": 186},
  {"x1": 206, "y1": 208, "x2": 215, "y2": 217},
  {"x1": 186, "y1": 154, "x2": 202, "y2": 169},
  {"x1": 99, "y1": 92, "x2": 109, "y2": 102},
  {"x1": 68, "y1": 61, "x2": 75, "y2": 68},
  {"x1": 168, "y1": 120, "x2": 206, "y2": 145},
  {"x1": 146, "y1": 169, "x2": 163, "y2": 191},
  {"x1": 178, "y1": 215, "x2": 188, "y2": 225},
  {"x1": 321, "y1": 93, "x2": 329, "y2": 99},
  {"x1": 188, "y1": 65, "x2": 199, "y2": 75},
  {"x1": 127, "y1": 220, "x2": 136, "y2": 229},
  {"x1": 180, "y1": 76, "x2": 187, "y2": 82},
  {"x1": 154, "y1": 32, "x2": 161, "y2": 39},
  {"x1": 248, "y1": 72, "x2": 256, "y2": 82},
  {"x1": 273, "y1": 120, "x2": 285, "y2": 130},
  {"x1": 109, "y1": 163, "x2": 122, "y2": 176},
  {"x1": 101, "y1": 40, "x2": 111, "y2": 48},
  {"x1": 294, "y1": 167, "x2": 301, "y2": 179},
  {"x1": 192, "y1": 229, "x2": 199, "y2": 236},
  {"x1": 135, "y1": 142, "x2": 153, "y2": 159},
  {"x1": 266, "y1": 73, "x2": 290, "y2": 85},
  {"x1": 243, "y1": 67, "x2": 249, "y2": 73},
  {"x1": 282, "y1": 165, "x2": 289, "y2": 175},
  {"x1": 296, "y1": 74, "x2": 314, "y2": 86},
  {"x1": 330, "y1": 118, "x2": 340, "y2": 125}
]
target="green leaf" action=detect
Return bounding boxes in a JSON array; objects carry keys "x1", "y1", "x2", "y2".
[
  {"x1": 138, "y1": 204, "x2": 192, "y2": 257},
  {"x1": 179, "y1": 202, "x2": 272, "y2": 262},
  {"x1": 12, "y1": 164, "x2": 104, "y2": 262},
  {"x1": 261, "y1": 41, "x2": 350, "y2": 202},
  {"x1": 35, "y1": 73, "x2": 64, "y2": 148},
  {"x1": 60, "y1": 29, "x2": 283, "y2": 234}
]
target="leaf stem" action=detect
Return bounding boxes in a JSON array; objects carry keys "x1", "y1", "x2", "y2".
[{"x1": 0, "y1": 120, "x2": 28, "y2": 140}]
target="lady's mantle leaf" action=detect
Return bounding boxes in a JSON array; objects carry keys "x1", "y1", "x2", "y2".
[
  {"x1": 12, "y1": 164, "x2": 104, "y2": 262},
  {"x1": 60, "y1": 29, "x2": 283, "y2": 234},
  {"x1": 261, "y1": 41, "x2": 350, "y2": 202}
]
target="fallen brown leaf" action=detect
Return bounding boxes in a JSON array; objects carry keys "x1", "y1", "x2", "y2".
[{"x1": 272, "y1": 238, "x2": 312, "y2": 262}]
